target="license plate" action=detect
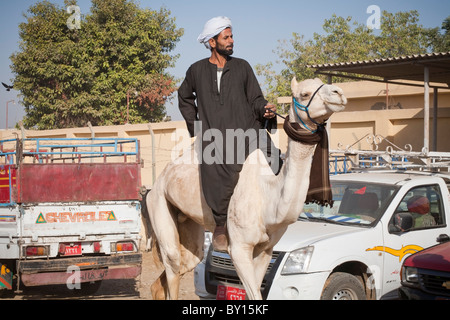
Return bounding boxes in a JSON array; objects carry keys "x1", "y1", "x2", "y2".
[
  {"x1": 64, "y1": 243, "x2": 82, "y2": 256},
  {"x1": 216, "y1": 285, "x2": 246, "y2": 300}
]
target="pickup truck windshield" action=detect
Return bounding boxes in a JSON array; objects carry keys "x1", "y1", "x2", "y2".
[{"x1": 300, "y1": 181, "x2": 400, "y2": 226}]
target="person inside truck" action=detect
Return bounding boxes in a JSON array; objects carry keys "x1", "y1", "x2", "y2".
[
  {"x1": 407, "y1": 195, "x2": 436, "y2": 228},
  {"x1": 393, "y1": 212, "x2": 414, "y2": 232}
]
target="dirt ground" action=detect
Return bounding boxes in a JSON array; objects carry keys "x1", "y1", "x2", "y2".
[
  {"x1": 138, "y1": 250, "x2": 199, "y2": 300},
  {"x1": 4, "y1": 251, "x2": 199, "y2": 300}
]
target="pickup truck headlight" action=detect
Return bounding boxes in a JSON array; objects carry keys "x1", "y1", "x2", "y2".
[
  {"x1": 281, "y1": 246, "x2": 314, "y2": 275},
  {"x1": 401, "y1": 266, "x2": 419, "y2": 283}
]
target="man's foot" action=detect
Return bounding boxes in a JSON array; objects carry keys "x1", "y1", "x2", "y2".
[{"x1": 212, "y1": 225, "x2": 228, "y2": 252}]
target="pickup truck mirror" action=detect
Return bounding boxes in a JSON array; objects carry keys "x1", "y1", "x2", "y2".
[
  {"x1": 390, "y1": 212, "x2": 413, "y2": 233},
  {"x1": 437, "y1": 234, "x2": 450, "y2": 244}
]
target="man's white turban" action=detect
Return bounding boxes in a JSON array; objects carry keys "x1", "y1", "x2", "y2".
[{"x1": 197, "y1": 16, "x2": 232, "y2": 49}]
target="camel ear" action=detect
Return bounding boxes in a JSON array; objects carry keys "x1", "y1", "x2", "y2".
[{"x1": 291, "y1": 76, "x2": 299, "y2": 92}]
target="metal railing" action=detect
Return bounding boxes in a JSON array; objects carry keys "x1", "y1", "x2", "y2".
[
  {"x1": 0, "y1": 138, "x2": 140, "y2": 206},
  {"x1": 331, "y1": 134, "x2": 450, "y2": 173}
]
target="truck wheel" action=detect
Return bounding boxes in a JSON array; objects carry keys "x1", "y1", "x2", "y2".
[{"x1": 321, "y1": 272, "x2": 366, "y2": 300}]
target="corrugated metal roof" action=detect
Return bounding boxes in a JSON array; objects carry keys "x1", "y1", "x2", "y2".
[{"x1": 308, "y1": 52, "x2": 450, "y2": 86}]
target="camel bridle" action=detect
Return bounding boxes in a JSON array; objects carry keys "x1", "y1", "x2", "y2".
[
  {"x1": 266, "y1": 84, "x2": 327, "y2": 134},
  {"x1": 292, "y1": 84, "x2": 326, "y2": 133}
]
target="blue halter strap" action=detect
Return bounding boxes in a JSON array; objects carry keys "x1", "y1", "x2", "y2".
[{"x1": 292, "y1": 84, "x2": 325, "y2": 133}]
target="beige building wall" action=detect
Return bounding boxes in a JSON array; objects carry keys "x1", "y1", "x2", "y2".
[
  {"x1": 337, "y1": 81, "x2": 450, "y2": 111},
  {"x1": 1, "y1": 81, "x2": 450, "y2": 187},
  {"x1": 329, "y1": 81, "x2": 450, "y2": 152},
  {"x1": 328, "y1": 108, "x2": 450, "y2": 152}
]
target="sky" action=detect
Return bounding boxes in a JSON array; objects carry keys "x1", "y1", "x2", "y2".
[{"x1": 0, "y1": 0, "x2": 449, "y2": 129}]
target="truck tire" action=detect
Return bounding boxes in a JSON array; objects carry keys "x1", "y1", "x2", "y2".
[{"x1": 321, "y1": 272, "x2": 366, "y2": 300}]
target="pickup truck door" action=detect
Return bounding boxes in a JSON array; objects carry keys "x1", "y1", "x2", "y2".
[{"x1": 380, "y1": 183, "x2": 449, "y2": 297}]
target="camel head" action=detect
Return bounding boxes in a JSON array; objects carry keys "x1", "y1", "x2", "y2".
[{"x1": 290, "y1": 77, "x2": 347, "y2": 132}]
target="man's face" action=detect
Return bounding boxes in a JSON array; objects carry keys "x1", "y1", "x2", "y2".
[{"x1": 211, "y1": 28, "x2": 234, "y2": 56}]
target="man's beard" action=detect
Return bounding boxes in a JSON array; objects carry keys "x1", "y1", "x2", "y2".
[{"x1": 216, "y1": 44, "x2": 233, "y2": 56}]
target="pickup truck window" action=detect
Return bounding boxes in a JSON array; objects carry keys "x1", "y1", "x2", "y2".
[
  {"x1": 300, "y1": 181, "x2": 399, "y2": 226},
  {"x1": 390, "y1": 184, "x2": 446, "y2": 233}
]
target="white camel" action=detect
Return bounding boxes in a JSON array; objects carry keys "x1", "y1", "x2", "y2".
[{"x1": 146, "y1": 78, "x2": 347, "y2": 300}]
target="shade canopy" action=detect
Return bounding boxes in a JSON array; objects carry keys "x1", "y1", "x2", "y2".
[
  {"x1": 308, "y1": 52, "x2": 450, "y2": 154},
  {"x1": 309, "y1": 52, "x2": 450, "y2": 88}
]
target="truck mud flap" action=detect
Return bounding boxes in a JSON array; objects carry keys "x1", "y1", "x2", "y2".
[
  {"x1": 18, "y1": 253, "x2": 141, "y2": 273},
  {"x1": 18, "y1": 253, "x2": 142, "y2": 287},
  {"x1": 21, "y1": 266, "x2": 141, "y2": 287}
]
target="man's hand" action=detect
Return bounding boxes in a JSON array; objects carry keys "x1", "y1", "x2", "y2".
[{"x1": 263, "y1": 104, "x2": 276, "y2": 119}]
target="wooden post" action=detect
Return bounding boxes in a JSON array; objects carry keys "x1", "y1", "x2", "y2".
[
  {"x1": 424, "y1": 67, "x2": 430, "y2": 154},
  {"x1": 433, "y1": 87, "x2": 438, "y2": 152}
]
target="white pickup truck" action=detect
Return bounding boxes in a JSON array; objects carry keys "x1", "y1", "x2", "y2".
[{"x1": 195, "y1": 171, "x2": 450, "y2": 300}]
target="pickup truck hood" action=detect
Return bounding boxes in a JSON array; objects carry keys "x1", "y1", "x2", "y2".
[
  {"x1": 404, "y1": 242, "x2": 450, "y2": 273},
  {"x1": 273, "y1": 220, "x2": 365, "y2": 252}
]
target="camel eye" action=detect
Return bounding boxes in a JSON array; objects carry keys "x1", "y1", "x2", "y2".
[{"x1": 301, "y1": 93, "x2": 310, "y2": 99}]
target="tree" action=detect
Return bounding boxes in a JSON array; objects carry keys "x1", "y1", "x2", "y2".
[
  {"x1": 10, "y1": 0, "x2": 183, "y2": 129},
  {"x1": 429, "y1": 15, "x2": 450, "y2": 53},
  {"x1": 256, "y1": 11, "x2": 449, "y2": 109},
  {"x1": 376, "y1": 11, "x2": 435, "y2": 57}
]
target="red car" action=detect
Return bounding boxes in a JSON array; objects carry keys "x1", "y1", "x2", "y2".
[{"x1": 399, "y1": 235, "x2": 450, "y2": 300}]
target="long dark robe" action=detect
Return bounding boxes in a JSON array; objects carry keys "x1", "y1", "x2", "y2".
[{"x1": 178, "y1": 57, "x2": 279, "y2": 225}]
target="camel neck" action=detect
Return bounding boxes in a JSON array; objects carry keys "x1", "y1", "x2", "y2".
[{"x1": 272, "y1": 139, "x2": 317, "y2": 226}]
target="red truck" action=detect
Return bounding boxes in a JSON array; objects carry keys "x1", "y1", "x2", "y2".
[
  {"x1": 0, "y1": 138, "x2": 143, "y2": 294},
  {"x1": 399, "y1": 235, "x2": 450, "y2": 300}
]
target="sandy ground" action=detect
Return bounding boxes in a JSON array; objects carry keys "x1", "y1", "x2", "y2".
[
  {"x1": 138, "y1": 250, "x2": 200, "y2": 300},
  {"x1": 4, "y1": 251, "x2": 199, "y2": 300}
]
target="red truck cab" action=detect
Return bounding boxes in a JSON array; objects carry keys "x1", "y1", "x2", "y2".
[{"x1": 399, "y1": 235, "x2": 450, "y2": 300}]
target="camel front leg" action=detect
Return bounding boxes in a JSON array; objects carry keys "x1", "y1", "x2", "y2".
[
  {"x1": 229, "y1": 244, "x2": 263, "y2": 300},
  {"x1": 252, "y1": 246, "x2": 273, "y2": 295}
]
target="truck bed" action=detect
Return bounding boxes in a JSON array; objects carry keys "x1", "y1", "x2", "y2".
[
  {"x1": 1, "y1": 138, "x2": 142, "y2": 204},
  {"x1": 17, "y1": 162, "x2": 140, "y2": 203}
]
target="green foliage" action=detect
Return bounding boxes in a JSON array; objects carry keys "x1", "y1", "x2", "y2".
[
  {"x1": 376, "y1": 11, "x2": 434, "y2": 57},
  {"x1": 10, "y1": 0, "x2": 183, "y2": 129},
  {"x1": 430, "y1": 16, "x2": 450, "y2": 53},
  {"x1": 256, "y1": 11, "x2": 449, "y2": 109}
]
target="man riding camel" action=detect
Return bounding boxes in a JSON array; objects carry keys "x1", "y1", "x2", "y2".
[{"x1": 178, "y1": 16, "x2": 280, "y2": 251}]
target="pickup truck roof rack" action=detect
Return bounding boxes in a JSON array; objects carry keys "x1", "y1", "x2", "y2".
[{"x1": 1, "y1": 137, "x2": 140, "y2": 165}]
